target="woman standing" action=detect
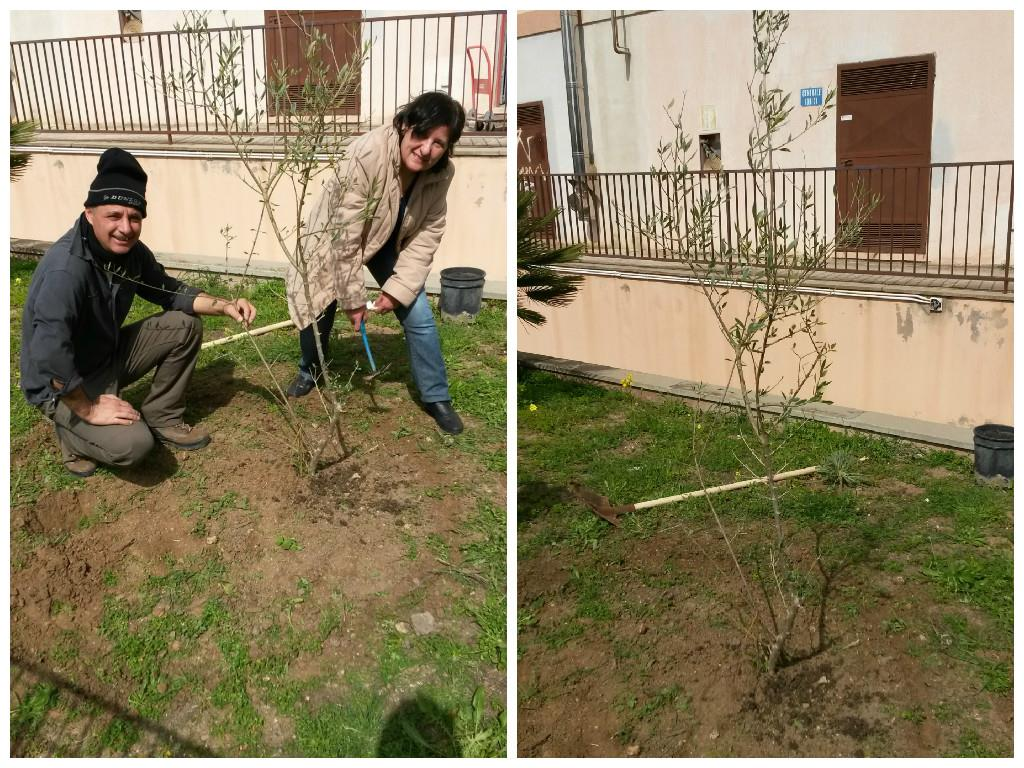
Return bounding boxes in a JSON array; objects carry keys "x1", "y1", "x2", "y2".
[{"x1": 285, "y1": 92, "x2": 466, "y2": 434}]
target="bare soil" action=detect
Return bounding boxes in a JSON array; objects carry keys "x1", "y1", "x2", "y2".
[
  {"x1": 11, "y1": 358, "x2": 505, "y2": 756},
  {"x1": 518, "y1": 510, "x2": 1012, "y2": 758}
]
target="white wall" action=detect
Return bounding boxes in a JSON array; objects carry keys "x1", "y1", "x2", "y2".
[
  {"x1": 519, "y1": 10, "x2": 1013, "y2": 267},
  {"x1": 571, "y1": 10, "x2": 1012, "y2": 172},
  {"x1": 517, "y1": 31, "x2": 572, "y2": 174}
]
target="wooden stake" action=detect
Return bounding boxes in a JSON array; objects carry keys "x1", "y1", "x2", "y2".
[
  {"x1": 633, "y1": 465, "x2": 821, "y2": 511},
  {"x1": 201, "y1": 319, "x2": 294, "y2": 350}
]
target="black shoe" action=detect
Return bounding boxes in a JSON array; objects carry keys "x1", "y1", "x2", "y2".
[
  {"x1": 286, "y1": 371, "x2": 317, "y2": 398},
  {"x1": 424, "y1": 401, "x2": 464, "y2": 435}
]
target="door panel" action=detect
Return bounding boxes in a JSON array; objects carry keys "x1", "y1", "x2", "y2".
[
  {"x1": 518, "y1": 101, "x2": 556, "y2": 234},
  {"x1": 836, "y1": 54, "x2": 934, "y2": 253},
  {"x1": 265, "y1": 10, "x2": 362, "y2": 117}
]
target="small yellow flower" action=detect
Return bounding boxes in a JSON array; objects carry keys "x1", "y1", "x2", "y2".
[
  {"x1": 529, "y1": 403, "x2": 538, "y2": 412},
  {"x1": 15, "y1": 278, "x2": 22, "y2": 285},
  {"x1": 696, "y1": 423, "x2": 703, "y2": 430},
  {"x1": 620, "y1": 373, "x2": 633, "y2": 388}
]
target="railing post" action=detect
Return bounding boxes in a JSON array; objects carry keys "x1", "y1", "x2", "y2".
[
  {"x1": 446, "y1": 16, "x2": 455, "y2": 94},
  {"x1": 724, "y1": 170, "x2": 733, "y2": 269},
  {"x1": 1004, "y1": 164, "x2": 1014, "y2": 293},
  {"x1": 157, "y1": 34, "x2": 173, "y2": 144}
]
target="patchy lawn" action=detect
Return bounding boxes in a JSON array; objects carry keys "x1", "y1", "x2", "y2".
[
  {"x1": 10, "y1": 257, "x2": 506, "y2": 757},
  {"x1": 517, "y1": 370, "x2": 1012, "y2": 758}
]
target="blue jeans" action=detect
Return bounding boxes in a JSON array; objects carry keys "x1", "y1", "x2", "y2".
[{"x1": 298, "y1": 248, "x2": 450, "y2": 403}]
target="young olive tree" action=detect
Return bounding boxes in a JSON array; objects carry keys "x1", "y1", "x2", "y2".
[
  {"x1": 638, "y1": 11, "x2": 877, "y2": 672},
  {"x1": 162, "y1": 11, "x2": 373, "y2": 474}
]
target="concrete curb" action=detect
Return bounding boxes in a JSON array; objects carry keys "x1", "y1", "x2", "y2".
[{"x1": 519, "y1": 352, "x2": 977, "y2": 451}]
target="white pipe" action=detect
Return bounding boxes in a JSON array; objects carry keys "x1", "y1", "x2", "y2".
[
  {"x1": 201, "y1": 319, "x2": 294, "y2": 349},
  {"x1": 551, "y1": 264, "x2": 943, "y2": 309}
]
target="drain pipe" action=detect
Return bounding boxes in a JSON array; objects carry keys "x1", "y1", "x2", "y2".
[
  {"x1": 560, "y1": 11, "x2": 586, "y2": 176},
  {"x1": 550, "y1": 265, "x2": 944, "y2": 312},
  {"x1": 574, "y1": 11, "x2": 596, "y2": 171}
]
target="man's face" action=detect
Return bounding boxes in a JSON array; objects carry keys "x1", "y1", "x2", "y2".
[
  {"x1": 399, "y1": 124, "x2": 451, "y2": 174},
  {"x1": 84, "y1": 205, "x2": 143, "y2": 255}
]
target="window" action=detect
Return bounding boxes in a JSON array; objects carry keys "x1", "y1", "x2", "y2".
[{"x1": 119, "y1": 10, "x2": 142, "y2": 35}]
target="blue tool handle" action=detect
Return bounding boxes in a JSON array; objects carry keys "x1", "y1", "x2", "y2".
[{"x1": 360, "y1": 319, "x2": 377, "y2": 372}]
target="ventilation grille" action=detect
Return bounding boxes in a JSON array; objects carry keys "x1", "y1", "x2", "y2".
[
  {"x1": 518, "y1": 102, "x2": 544, "y2": 127},
  {"x1": 837, "y1": 222, "x2": 925, "y2": 251},
  {"x1": 840, "y1": 60, "x2": 931, "y2": 97},
  {"x1": 278, "y1": 81, "x2": 358, "y2": 111}
]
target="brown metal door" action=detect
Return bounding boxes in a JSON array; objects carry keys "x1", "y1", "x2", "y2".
[
  {"x1": 836, "y1": 54, "x2": 934, "y2": 253},
  {"x1": 517, "y1": 101, "x2": 556, "y2": 230},
  {"x1": 265, "y1": 11, "x2": 362, "y2": 117}
]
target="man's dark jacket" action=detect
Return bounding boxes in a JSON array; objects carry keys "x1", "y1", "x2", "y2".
[{"x1": 20, "y1": 215, "x2": 200, "y2": 408}]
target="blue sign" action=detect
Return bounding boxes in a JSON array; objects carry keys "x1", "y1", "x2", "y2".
[{"x1": 801, "y1": 87, "x2": 823, "y2": 107}]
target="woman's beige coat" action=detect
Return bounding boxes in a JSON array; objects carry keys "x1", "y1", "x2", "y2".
[{"x1": 286, "y1": 124, "x2": 454, "y2": 328}]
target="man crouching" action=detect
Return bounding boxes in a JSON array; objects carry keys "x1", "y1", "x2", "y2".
[{"x1": 19, "y1": 147, "x2": 256, "y2": 477}]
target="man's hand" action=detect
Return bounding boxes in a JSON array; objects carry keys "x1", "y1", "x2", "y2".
[
  {"x1": 192, "y1": 294, "x2": 256, "y2": 327},
  {"x1": 71, "y1": 392, "x2": 140, "y2": 426},
  {"x1": 222, "y1": 298, "x2": 256, "y2": 328}
]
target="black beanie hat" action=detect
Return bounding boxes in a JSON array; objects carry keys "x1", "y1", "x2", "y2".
[{"x1": 84, "y1": 147, "x2": 148, "y2": 217}]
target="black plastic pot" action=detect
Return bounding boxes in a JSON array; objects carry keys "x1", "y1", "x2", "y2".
[
  {"x1": 439, "y1": 267, "x2": 486, "y2": 322},
  {"x1": 973, "y1": 423, "x2": 1013, "y2": 486}
]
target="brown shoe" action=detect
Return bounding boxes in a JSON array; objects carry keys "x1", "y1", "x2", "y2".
[
  {"x1": 64, "y1": 456, "x2": 98, "y2": 478},
  {"x1": 151, "y1": 422, "x2": 211, "y2": 450}
]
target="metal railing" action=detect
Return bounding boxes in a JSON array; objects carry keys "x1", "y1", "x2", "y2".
[
  {"x1": 521, "y1": 162, "x2": 1014, "y2": 292},
  {"x1": 10, "y1": 11, "x2": 507, "y2": 141}
]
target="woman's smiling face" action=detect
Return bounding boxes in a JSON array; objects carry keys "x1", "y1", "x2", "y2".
[{"x1": 399, "y1": 124, "x2": 451, "y2": 174}]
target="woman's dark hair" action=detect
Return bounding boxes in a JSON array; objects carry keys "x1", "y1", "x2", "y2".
[{"x1": 393, "y1": 91, "x2": 466, "y2": 173}]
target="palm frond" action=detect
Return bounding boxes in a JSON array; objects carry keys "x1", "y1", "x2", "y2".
[
  {"x1": 516, "y1": 188, "x2": 584, "y2": 327},
  {"x1": 11, "y1": 120, "x2": 37, "y2": 182}
]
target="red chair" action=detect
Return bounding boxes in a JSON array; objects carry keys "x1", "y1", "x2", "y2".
[{"x1": 465, "y1": 45, "x2": 493, "y2": 129}]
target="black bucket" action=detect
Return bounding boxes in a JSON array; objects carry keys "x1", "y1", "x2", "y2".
[
  {"x1": 439, "y1": 267, "x2": 486, "y2": 322},
  {"x1": 973, "y1": 423, "x2": 1013, "y2": 486}
]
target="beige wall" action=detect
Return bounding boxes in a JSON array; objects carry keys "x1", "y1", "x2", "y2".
[
  {"x1": 518, "y1": 12, "x2": 560, "y2": 38},
  {"x1": 10, "y1": 150, "x2": 506, "y2": 295},
  {"x1": 519, "y1": 275, "x2": 1012, "y2": 428}
]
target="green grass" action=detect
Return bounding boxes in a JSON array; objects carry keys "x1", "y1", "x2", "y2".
[
  {"x1": 10, "y1": 257, "x2": 506, "y2": 757},
  {"x1": 11, "y1": 683, "x2": 61, "y2": 744},
  {"x1": 87, "y1": 544, "x2": 505, "y2": 756},
  {"x1": 518, "y1": 369, "x2": 1012, "y2": 754},
  {"x1": 950, "y1": 728, "x2": 1006, "y2": 758},
  {"x1": 921, "y1": 554, "x2": 1013, "y2": 628},
  {"x1": 613, "y1": 684, "x2": 690, "y2": 743}
]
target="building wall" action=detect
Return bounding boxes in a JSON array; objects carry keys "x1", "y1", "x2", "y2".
[
  {"x1": 519, "y1": 277, "x2": 1012, "y2": 428},
  {"x1": 11, "y1": 150, "x2": 506, "y2": 295},
  {"x1": 518, "y1": 11, "x2": 560, "y2": 39},
  {"x1": 516, "y1": 31, "x2": 573, "y2": 175},
  {"x1": 521, "y1": 11, "x2": 1012, "y2": 173},
  {"x1": 575, "y1": 10, "x2": 1012, "y2": 170}
]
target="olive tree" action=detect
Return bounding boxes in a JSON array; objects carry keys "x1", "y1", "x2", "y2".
[
  {"x1": 637, "y1": 10, "x2": 878, "y2": 672},
  {"x1": 162, "y1": 11, "x2": 372, "y2": 474}
]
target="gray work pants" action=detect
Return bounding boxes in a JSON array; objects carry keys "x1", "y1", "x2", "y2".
[{"x1": 40, "y1": 311, "x2": 204, "y2": 467}]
